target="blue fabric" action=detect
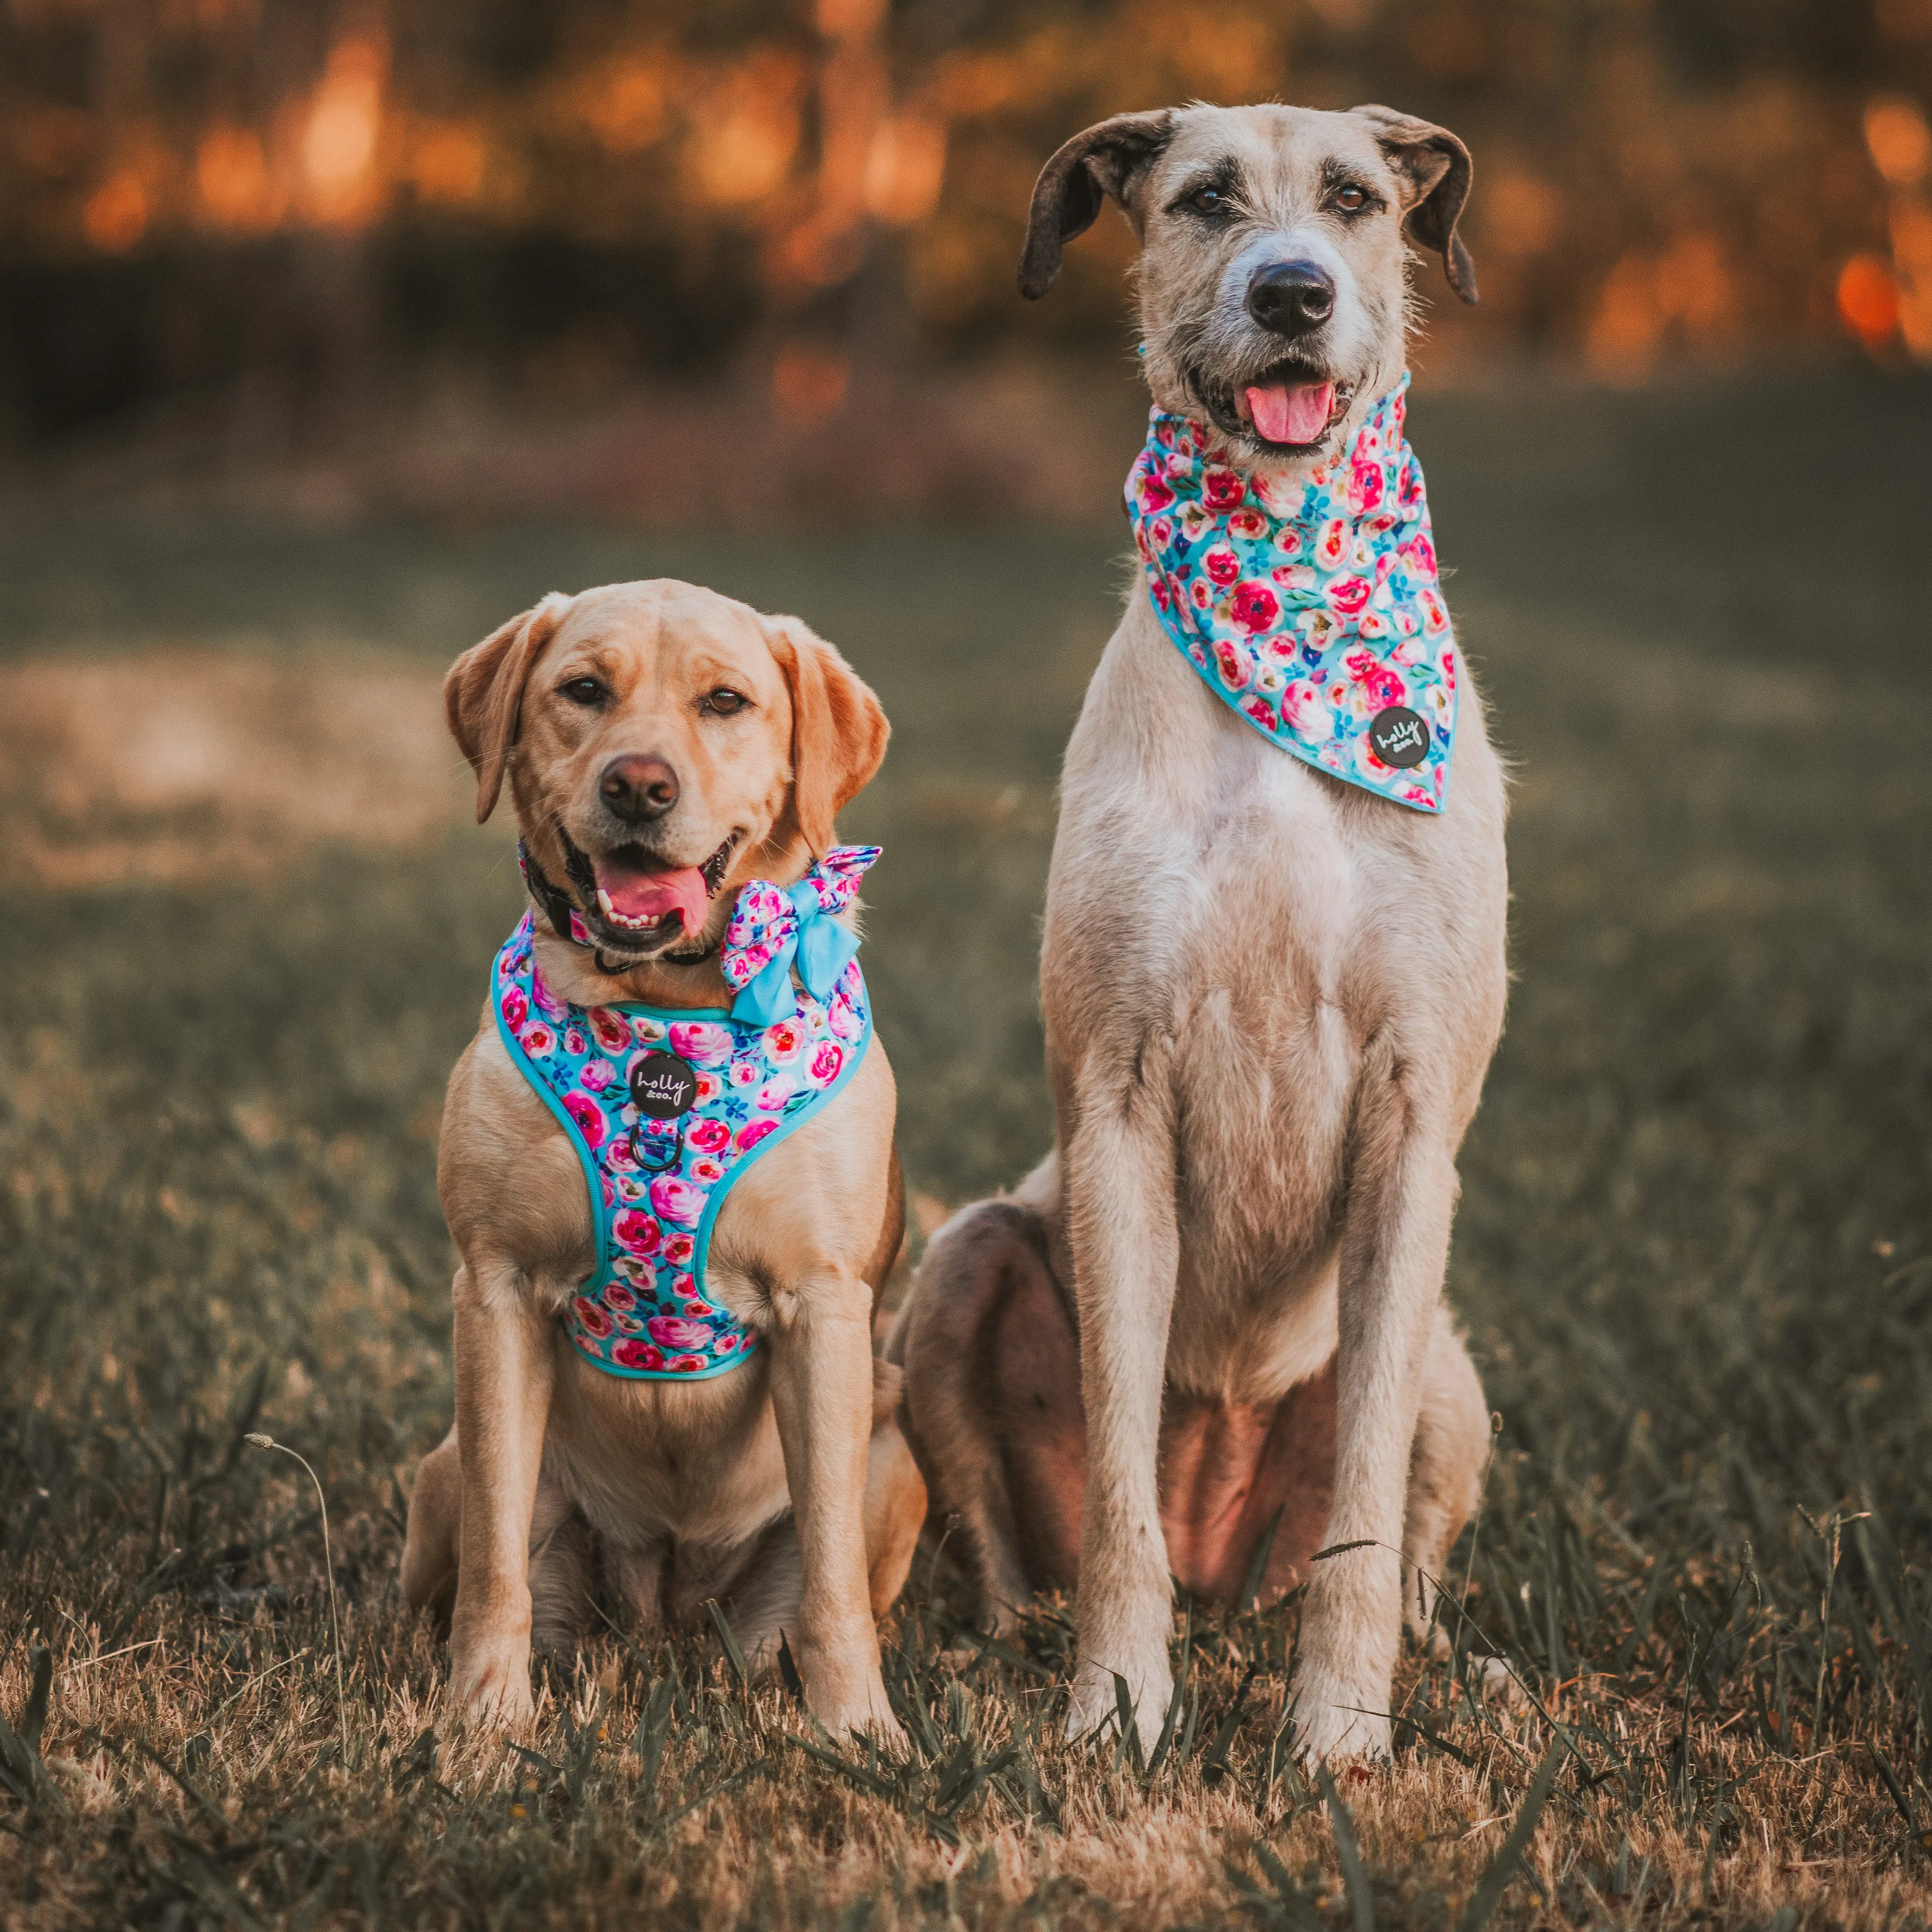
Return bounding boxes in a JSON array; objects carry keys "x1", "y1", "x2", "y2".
[
  {"x1": 1125, "y1": 374, "x2": 1459, "y2": 814},
  {"x1": 491, "y1": 911, "x2": 874, "y2": 1380}
]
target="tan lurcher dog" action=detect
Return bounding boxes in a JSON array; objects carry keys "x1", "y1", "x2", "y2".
[
  {"x1": 403, "y1": 580, "x2": 924, "y2": 1742},
  {"x1": 890, "y1": 103, "x2": 1506, "y2": 1761}
]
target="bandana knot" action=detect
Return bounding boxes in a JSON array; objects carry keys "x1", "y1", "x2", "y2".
[
  {"x1": 721, "y1": 846, "x2": 880, "y2": 1025},
  {"x1": 1126, "y1": 373, "x2": 1457, "y2": 812}
]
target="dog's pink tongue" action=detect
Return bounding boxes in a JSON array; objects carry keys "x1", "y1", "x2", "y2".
[
  {"x1": 595, "y1": 858, "x2": 709, "y2": 932},
  {"x1": 1245, "y1": 380, "x2": 1335, "y2": 445}
]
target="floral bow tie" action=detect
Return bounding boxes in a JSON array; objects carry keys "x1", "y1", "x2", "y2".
[{"x1": 721, "y1": 847, "x2": 881, "y2": 1024}]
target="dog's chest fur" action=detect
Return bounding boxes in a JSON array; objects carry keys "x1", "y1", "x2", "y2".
[{"x1": 1044, "y1": 595, "x2": 1508, "y2": 1404}]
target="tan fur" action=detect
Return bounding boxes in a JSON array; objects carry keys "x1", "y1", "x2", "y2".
[
  {"x1": 404, "y1": 580, "x2": 922, "y2": 1742},
  {"x1": 894, "y1": 105, "x2": 1503, "y2": 1762}
]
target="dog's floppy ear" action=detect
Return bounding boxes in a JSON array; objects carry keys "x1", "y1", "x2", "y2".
[
  {"x1": 764, "y1": 615, "x2": 889, "y2": 858},
  {"x1": 1018, "y1": 109, "x2": 1175, "y2": 301},
  {"x1": 444, "y1": 593, "x2": 572, "y2": 823},
  {"x1": 1350, "y1": 105, "x2": 1477, "y2": 305}
]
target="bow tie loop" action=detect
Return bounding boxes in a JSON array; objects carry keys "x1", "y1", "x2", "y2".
[{"x1": 721, "y1": 846, "x2": 881, "y2": 1024}]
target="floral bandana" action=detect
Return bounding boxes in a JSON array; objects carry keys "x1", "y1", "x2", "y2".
[
  {"x1": 490, "y1": 866, "x2": 875, "y2": 1380},
  {"x1": 1126, "y1": 373, "x2": 1457, "y2": 813}
]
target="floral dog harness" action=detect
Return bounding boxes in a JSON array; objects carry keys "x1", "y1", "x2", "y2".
[
  {"x1": 491, "y1": 848, "x2": 879, "y2": 1379},
  {"x1": 1126, "y1": 373, "x2": 1457, "y2": 813}
]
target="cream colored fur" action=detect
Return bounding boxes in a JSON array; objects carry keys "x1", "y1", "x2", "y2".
[{"x1": 895, "y1": 103, "x2": 1506, "y2": 1762}]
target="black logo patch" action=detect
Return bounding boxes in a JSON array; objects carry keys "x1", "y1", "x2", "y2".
[
  {"x1": 628, "y1": 1051, "x2": 699, "y2": 1120},
  {"x1": 1368, "y1": 705, "x2": 1430, "y2": 769}
]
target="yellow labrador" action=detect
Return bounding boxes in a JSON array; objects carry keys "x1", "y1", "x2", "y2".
[
  {"x1": 892, "y1": 104, "x2": 1505, "y2": 1761},
  {"x1": 404, "y1": 579, "x2": 923, "y2": 1742}
]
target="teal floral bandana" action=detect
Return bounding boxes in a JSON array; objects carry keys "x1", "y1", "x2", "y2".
[
  {"x1": 1126, "y1": 374, "x2": 1457, "y2": 813},
  {"x1": 490, "y1": 880, "x2": 874, "y2": 1381}
]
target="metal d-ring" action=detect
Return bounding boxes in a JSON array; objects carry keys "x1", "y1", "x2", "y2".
[{"x1": 630, "y1": 1118, "x2": 687, "y2": 1175}]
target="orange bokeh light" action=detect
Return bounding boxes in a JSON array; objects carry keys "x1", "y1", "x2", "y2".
[{"x1": 1838, "y1": 254, "x2": 1901, "y2": 345}]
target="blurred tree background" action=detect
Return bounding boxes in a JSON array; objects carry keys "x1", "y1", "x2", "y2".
[{"x1": 1, "y1": 0, "x2": 1929, "y2": 496}]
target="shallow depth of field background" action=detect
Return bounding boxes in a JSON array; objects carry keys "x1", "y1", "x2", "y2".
[{"x1": 2, "y1": 5, "x2": 1932, "y2": 1929}]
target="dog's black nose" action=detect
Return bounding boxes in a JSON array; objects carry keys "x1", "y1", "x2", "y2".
[
  {"x1": 599, "y1": 755, "x2": 679, "y2": 822},
  {"x1": 1246, "y1": 260, "x2": 1335, "y2": 337}
]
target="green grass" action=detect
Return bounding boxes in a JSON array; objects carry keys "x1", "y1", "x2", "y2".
[{"x1": 2, "y1": 364, "x2": 1932, "y2": 1926}]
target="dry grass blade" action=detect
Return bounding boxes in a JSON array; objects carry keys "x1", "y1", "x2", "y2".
[
  {"x1": 1316, "y1": 1764, "x2": 1375, "y2": 1932},
  {"x1": 1456, "y1": 1738, "x2": 1566, "y2": 1932}
]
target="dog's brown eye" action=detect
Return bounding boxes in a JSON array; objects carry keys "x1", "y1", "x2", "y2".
[
  {"x1": 701, "y1": 687, "x2": 747, "y2": 717},
  {"x1": 1188, "y1": 186, "x2": 1232, "y2": 217},
  {"x1": 560, "y1": 677, "x2": 606, "y2": 706},
  {"x1": 1333, "y1": 186, "x2": 1368, "y2": 213}
]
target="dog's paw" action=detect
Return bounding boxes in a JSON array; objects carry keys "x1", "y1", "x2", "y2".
[
  {"x1": 815, "y1": 1681, "x2": 909, "y2": 1755},
  {"x1": 449, "y1": 1638, "x2": 536, "y2": 1728},
  {"x1": 1063, "y1": 1657, "x2": 1172, "y2": 1749},
  {"x1": 1289, "y1": 1670, "x2": 1393, "y2": 1767}
]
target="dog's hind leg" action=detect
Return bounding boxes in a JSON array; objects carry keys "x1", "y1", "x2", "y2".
[
  {"x1": 402, "y1": 1427, "x2": 463, "y2": 1635},
  {"x1": 1401, "y1": 1301, "x2": 1490, "y2": 1640},
  {"x1": 889, "y1": 1189, "x2": 1075, "y2": 1634}
]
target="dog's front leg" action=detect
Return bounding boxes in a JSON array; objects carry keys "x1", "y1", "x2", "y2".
[
  {"x1": 1062, "y1": 1040, "x2": 1180, "y2": 1744},
  {"x1": 448, "y1": 1258, "x2": 556, "y2": 1727},
  {"x1": 767, "y1": 1262, "x2": 905, "y2": 1745},
  {"x1": 1293, "y1": 1049, "x2": 1459, "y2": 1764}
]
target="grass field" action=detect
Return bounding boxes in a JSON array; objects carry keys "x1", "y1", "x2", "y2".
[{"x1": 2, "y1": 364, "x2": 1931, "y2": 1929}]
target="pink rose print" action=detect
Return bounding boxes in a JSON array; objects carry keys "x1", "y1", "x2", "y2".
[
  {"x1": 500, "y1": 987, "x2": 528, "y2": 1030},
  {"x1": 669, "y1": 1355, "x2": 706, "y2": 1374},
  {"x1": 729, "y1": 1059, "x2": 760, "y2": 1088},
  {"x1": 564, "y1": 1026, "x2": 587, "y2": 1056},
  {"x1": 1202, "y1": 545, "x2": 1240, "y2": 588},
  {"x1": 1228, "y1": 508, "x2": 1266, "y2": 540},
  {"x1": 756, "y1": 1075, "x2": 796, "y2": 1111},
  {"x1": 1229, "y1": 581, "x2": 1280, "y2": 636},
  {"x1": 649, "y1": 1174, "x2": 705, "y2": 1228},
  {"x1": 763, "y1": 1021, "x2": 803, "y2": 1064},
  {"x1": 664, "y1": 1232, "x2": 695, "y2": 1265},
  {"x1": 520, "y1": 1023, "x2": 555, "y2": 1057},
  {"x1": 667, "y1": 1022, "x2": 732, "y2": 1067},
  {"x1": 1281, "y1": 681, "x2": 1333, "y2": 741},
  {"x1": 562, "y1": 1092, "x2": 606, "y2": 1148},
  {"x1": 588, "y1": 1008, "x2": 631, "y2": 1054},
  {"x1": 580, "y1": 1060, "x2": 613, "y2": 1092},
  {"x1": 1241, "y1": 694, "x2": 1280, "y2": 732},
  {"x1": 694, "y1": 1072, "x2": 723, "y2": 1105},
  {"x1": 612, "y1": 1339, "x2": 664, "y2": 1372},
  {"x1": 1400, "y1": 532, "x2": 1437, "y2": 577},
  {"x1": 1138, "y1": 471, "x2": 1175, "y2": 514},
  {"x1": 1212, "y1": 638, "x2": 1255, "y2": 692},
  {"x1": 690, "y1": 1156, "x2": 725, "y2": 1184},
  {"x1": 671, "y1": 1272, "x2": 697, "y2": 1298},
  {"x1": 1317, "y1": 517, "x2": 1349, "y2": 567},
  {"x1": 1189, "y1": 578, "x2": 1213, "y2": 610},
  {"x1": 648, "y1": 1315, "x2": 715, "y2": 1351},
  {"x1": 736, "y1": 1119, "x2": 777, "y2": 1153},
  {"x1": 1343, "y1": 646, "x2": 1406, "y2": 710},
  {"x1": 686, "y1": 1116, "x2": 730, "y2": 1155},
  {"x1": 1348, "y1": 459, "x2": 1384, "y2": 515},
  {"x1": 613, "y1": 1209, "x2": 662, "y2": 1256},
  {"x1": 1201, "y1": 466, "x2": 1246, "y2": 512},
  {"x1": 807, "y1": 1042, "x2": 843, "y2": 1087},
  {"x1": 1327, "y1": 575, "x2": 1371, "y2": 616},
  {"x1": 603, "y1": 1280, "x2": 637, "y2": 1313},
  {"x1": 1419, "y1": 588, "x2": 1449, "y2": 633},
  {"x1": 573, "y1": 1296, "x2": 613, "y2": 1339},
  {"x1": 530, "y1": 965, "x2": 566, "y2": 1023}
]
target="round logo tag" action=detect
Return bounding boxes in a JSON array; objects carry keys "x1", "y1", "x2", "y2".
[
  {"x1": 628, "y1": 1051, "x2": 699, "y2": 1120},
  {"x1": 1368, "y1": 705, "x2": 1430, "y2": 769}
]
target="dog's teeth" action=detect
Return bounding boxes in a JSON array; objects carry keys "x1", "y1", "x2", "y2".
[{"x1": 598, "y1": 888, "x2": 616, "y2": 916}]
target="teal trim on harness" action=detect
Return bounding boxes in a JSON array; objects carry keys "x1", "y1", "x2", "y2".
[{"x1": 490, "y1": 910, "x2": 874, "y2": 1380}]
